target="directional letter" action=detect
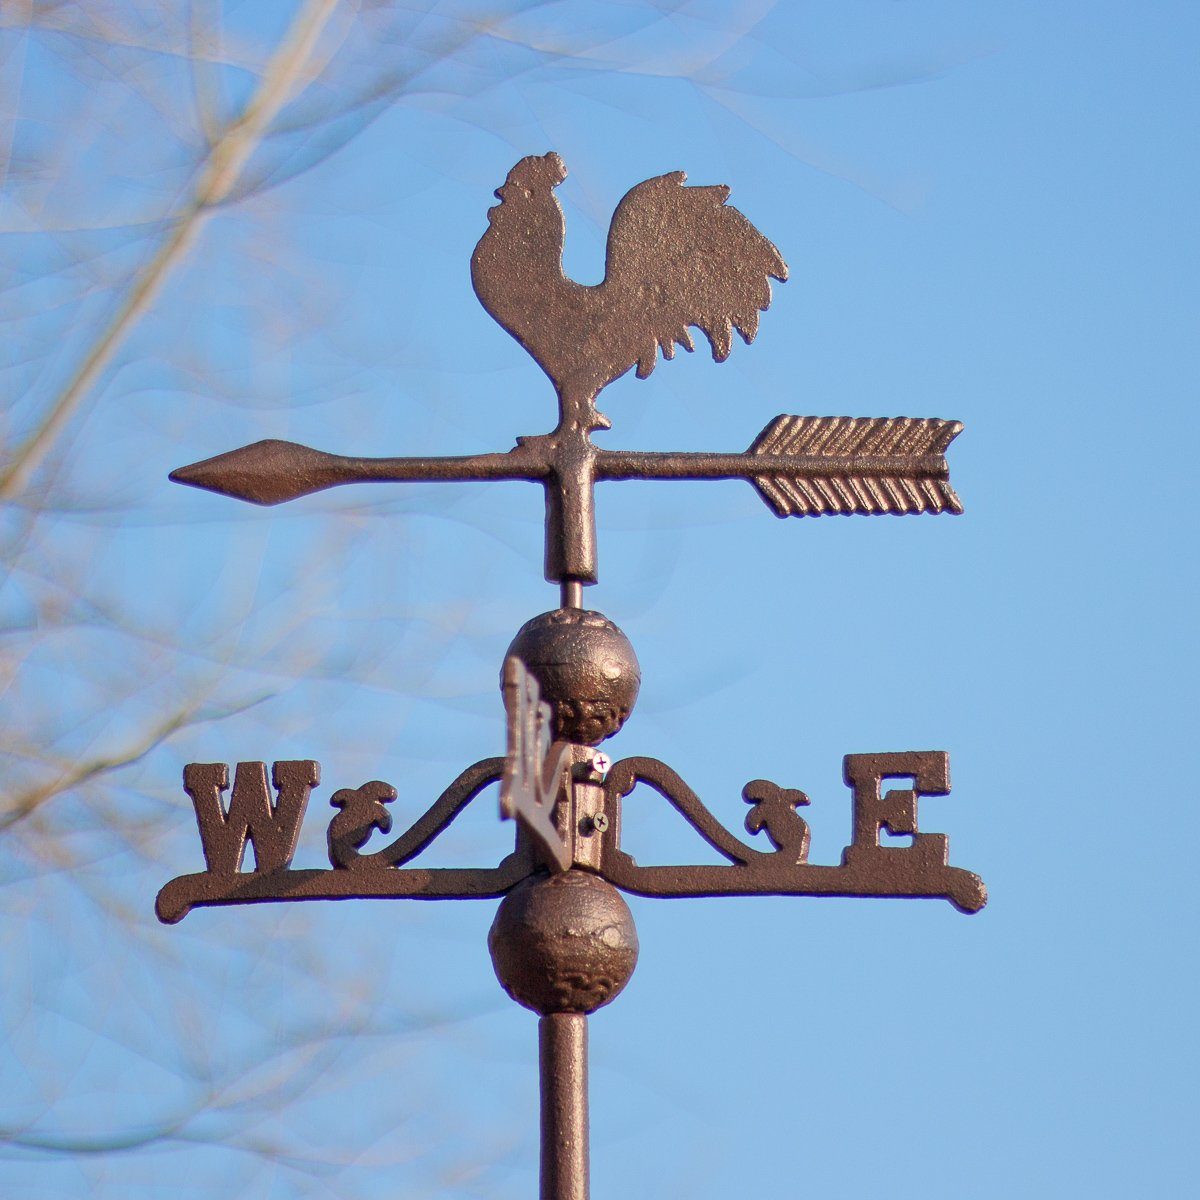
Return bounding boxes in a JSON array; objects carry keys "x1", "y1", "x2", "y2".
[
  {"x1": 183, "y1": 760, "x2": 319, "y2": 874},
  {"x1": 500, "y1": 658, "x2": 571, "y2": 872},
  {"x1": 841, "y1": 751, "x2": 951, "y2": 873}
]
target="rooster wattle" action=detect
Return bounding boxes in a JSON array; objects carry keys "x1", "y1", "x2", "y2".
[{"x1": 471, "y1": 152, "x2": 788, "y2": 435}]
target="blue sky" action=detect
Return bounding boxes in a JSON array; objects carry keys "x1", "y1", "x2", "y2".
[{"x1": 2, "y1": 2, "x2": 1197, "y2": 1196}]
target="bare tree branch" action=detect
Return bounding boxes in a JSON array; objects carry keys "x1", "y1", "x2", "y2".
[
  {"x1": 0, "y1": 695, "x2": 273, "y2": 833},
  {"x1": 0, "y1": 0, "x2": 340, "y2": 500}
]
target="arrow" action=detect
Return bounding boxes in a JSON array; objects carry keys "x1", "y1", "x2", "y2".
[
  {"x1": 500, "y1": 657, "x2": 572, "y2": 873},
  {"x1": 171, "y1": 417, "x2": 960, "y2": 514},
  {"x1": 596, "y1": 416, "x2": 962, "y2": 516},
  {"x1": 169, "y1": 416, "x2": 961, "y2": 585}
]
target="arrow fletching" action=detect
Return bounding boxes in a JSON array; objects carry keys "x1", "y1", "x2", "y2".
[
  {"x1": 170, "y1": 440, "x2": 353, "y2": 506},
  {"x1": 747, "y1": 416, "x2": 963, "y2": 517}
]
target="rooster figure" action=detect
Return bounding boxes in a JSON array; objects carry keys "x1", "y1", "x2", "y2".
[
  {"x1": 168, "y1": 155, "x2": 960, "y2": 602},
  {"x1": 472, "y1": 152, "x2": 788, "y2": 436}
]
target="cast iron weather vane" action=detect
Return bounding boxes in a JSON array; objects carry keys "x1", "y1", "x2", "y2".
[{"x1": 159, "y1": 151, "x2": 985, "y2": 1200}]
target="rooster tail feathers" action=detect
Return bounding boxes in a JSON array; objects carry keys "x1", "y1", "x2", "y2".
[
  {"x1": 605, "y1": 172, "x2": 787, "y2": 382},
  {"x1": 706, "y1": 318, "x2": 734, "y2": 362}
]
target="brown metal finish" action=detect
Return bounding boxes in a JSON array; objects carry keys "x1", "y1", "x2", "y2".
[
  {"x1": 540, "y1": 1014, "x2": 589, "y2": 1200},
  {"x1": 488, "y1": 871, "x2": 638, "y2": 1017},
  {"x1": 170, "y1": 419, "x2": 962, "y2": 583},
  {"x1": 156, "y1": 757, "x2": 522, "y2": 923},
  {"x1": 506, "y1": 609, "x2": 640, "y2": 745},
  {"x1": 744, "y1": 416, "x2": 961, "y2": 515},
  {"x1": 326, "y1": 758, "x2": 505, "y2": 871},
  {"x1": 598, "y1": 416, "x2": 963, "y2": 515},
  {"x1": 156, "y1": 857, "x2": 532, "y2": 925},
  {"x1": 158, "y1": 721, "x2": 985, "y2": 924},
  {"x1": 490, "y1": 869, "x2": 637, "y2": 1200},
  {"x1": 471, "y1": 152, "x2": 787, "y2": 438},
  {"x1": 563, "y1": 746, "x2": 610, "y2": 873},
  {"x1": 500, "y1": 657, "x2": 573, "y2": 872},
  {"x1": 181, "y1": 759, "x2": 319, "y2": 874},
  {"x1": 598, "y1": 755, "x2": 985, "y2": 914},
  {"x1": 170, "y1": 154, "x2": 961, "y2": 588},
  {"x1": 168, "y1": 439, "x2": 539, "y2": 505},
  {"x1": 171, "y1": 428, "x2": 961, "y2": 513},
  {"x1": 158, "y1": 155, "x2": 987, "y2": 1200}
]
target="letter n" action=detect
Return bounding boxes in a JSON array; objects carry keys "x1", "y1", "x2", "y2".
[{"x1": 183, "y1": 761, "x2": 319, "y2": 874}]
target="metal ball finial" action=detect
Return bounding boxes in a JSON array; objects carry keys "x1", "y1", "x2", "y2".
[
  {"x1": 488, "y1": 871, "x2": 639, "y2": 1016},
  {"x1": 505, "y1": 608, "x2": 640, "y2": 746}
]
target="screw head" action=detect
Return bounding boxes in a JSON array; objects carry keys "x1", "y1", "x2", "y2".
[
  {"x1": 591, "y1": 812, "x2": 609, "y2": 833},
  {"x1": 591, "y1": 751, "x2": 611, "y2": 776}
]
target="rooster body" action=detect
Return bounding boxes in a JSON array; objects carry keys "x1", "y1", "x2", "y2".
[{"x1": 472, "y1": 153, "x2": 787, "y2": 434}]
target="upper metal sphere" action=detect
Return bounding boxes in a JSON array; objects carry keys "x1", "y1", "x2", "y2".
[
  {"x1": 505, "y1": 608, "x2": 640, "y2": 745},
  {"x1": 488, "y1": 870, "x2": 639, "y2": 1015}
]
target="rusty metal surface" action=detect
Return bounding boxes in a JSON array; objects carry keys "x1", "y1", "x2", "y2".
[{"x1": 170, "y1": 153, "x2": 961, "y2": 587}]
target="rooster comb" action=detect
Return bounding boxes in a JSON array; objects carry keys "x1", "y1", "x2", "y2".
[{"x1": 503, "y1": 151, "x2": 567, "y2": 190}]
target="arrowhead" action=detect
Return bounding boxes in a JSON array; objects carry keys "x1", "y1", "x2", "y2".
[{"x1": 169, "y1": 440, "x2": 348, "y2": 506}]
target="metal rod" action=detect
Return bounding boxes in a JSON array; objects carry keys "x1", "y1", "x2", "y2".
[
  {"x1": 329, "y1": 452, "x2": 542, "y2": 482},
  {"x1": 542, "y1": 449, "x2": 599, "y2": 584},
  {"x1": 595, "y1": 450, "x2": 949, "y2": 480},
  {"x1": 170, "y1": 439, "x2": 953, "y2": 508},
  {"x1": 539, "y1": 1013, "x2": 589, "y2": 1200},
  {"x1": 560, "y1": 580, "x2": 583, "y2": 608}
]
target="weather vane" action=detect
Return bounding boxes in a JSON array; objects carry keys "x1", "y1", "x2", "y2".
[{"x1": 159, "y1": 152, "x2": 985, "y2": 1200}]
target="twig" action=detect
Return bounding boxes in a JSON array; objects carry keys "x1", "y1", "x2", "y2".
[{"x1": 0, "y1": 0, "x2": 340, "y2": 500}]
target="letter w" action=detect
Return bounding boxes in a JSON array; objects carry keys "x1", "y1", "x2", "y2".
[{"x1": 183, "y1": 761, "x2": 319, "y2": 874}]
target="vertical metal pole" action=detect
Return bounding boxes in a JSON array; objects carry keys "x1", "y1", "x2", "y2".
[
  {"x1": 539, "y1": 1012, "x2": 589, "y2": 1200},
  {"x1": 541, "y1": 433, "x2": 599, "y2": 588}
]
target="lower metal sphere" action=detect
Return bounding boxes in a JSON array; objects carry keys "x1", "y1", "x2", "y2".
[
  {"x1": 488, "y1": 871, "x2": 639, "y2": 1015},
  {"x1": 505, "y1": 608, "x2": 640, "y2": 745}
]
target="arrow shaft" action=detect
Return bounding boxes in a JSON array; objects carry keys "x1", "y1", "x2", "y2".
[
  {"x1": 595, "y1": 451, "x2": 948, "y2": 481},
  {"x1": 171, "y1": 419, "x2": 960, "y2": 587},
  {"x1": 307, "y1": 450, "x2": 545, "y2": 485}
]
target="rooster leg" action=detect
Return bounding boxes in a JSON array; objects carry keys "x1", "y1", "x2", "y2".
[
  {"x1": 529, "y1": 385, "x2": 602, "y2": 586},
  {"x1": 556, "y1": 386, "x2": 611, "y2": 436}
]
